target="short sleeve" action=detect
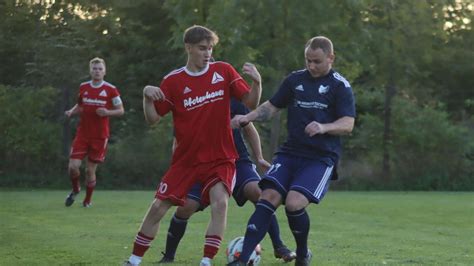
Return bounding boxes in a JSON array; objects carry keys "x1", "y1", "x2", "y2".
[
  {"x1": 335, "y1": 84, "x2": 356, "y2": 118},
  {"x1": 227, "y1": 64, "x2": 250, "y2": 100},
  {"x1": 110, "y1": 88, "x2": 122, "y2": 106},
  {"x1": 269, "y1": 76, "x2": 293, "y2": 108},
  {"x1": 153, "y1": 78, "x2": 175, "y2": 116},
  {"x1": 110, "y1": 87, "x2": 120, "y2": 98}
]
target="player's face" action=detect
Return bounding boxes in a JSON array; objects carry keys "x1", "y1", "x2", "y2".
[
  {"x1": 305, "y1": 48, "x2": 334, "y2": 78},
  {"x1": 90, "y1": 63, "x2": 106, "y2": 81},
  {"x1": 186, "y1": 40, "x2": 213, "y2": 71}
]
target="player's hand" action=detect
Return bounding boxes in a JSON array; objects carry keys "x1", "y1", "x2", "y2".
[
  {"x1": 256, "y1": 158, "x2": 271, "y2": 173},
  {"x1": 143, "y1": 85, "x2": 165, "y2": 101},
  {"x1": 96, "y1": 108, "x2": 109, "y2": 117},
  {"x1": 231, "y1": 115, "x2": 250, "y2": 129},
  {"x1": 64, "y1": 110, "x2": 73, "y2": 118},
  {"x1": 305, "y1": 121, "x2": 326, "y2": 136},
  {"x1": 242, "y1": 62, "x2": 261, "y2": 84}
]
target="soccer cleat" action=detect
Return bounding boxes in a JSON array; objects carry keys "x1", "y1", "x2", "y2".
[
  {"x1": 199, "y1": 257, "x2": 212, "y2": 266},
  {"x1": 65, "y1": 191, "x2": 79, "y2": 207},
  {"x1": 82, "y1": 202, "x2": 92, "y2": 208},
  {"x1": 274, "y1": 245, "x2": 296, "y2": 262},
  {"x1": 123, "y1": 260, "x2": 138, "y2": 266},
  {"x1": 294, "y1": 250, "x2": 312, "y2": 266},
  {"x1": 157, "y1": 252, "x2": 174, "y2": 263}
]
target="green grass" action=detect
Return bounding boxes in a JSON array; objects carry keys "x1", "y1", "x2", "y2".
[{"x1": 1, "y1": 190, "x2": 473, "y2": 265}]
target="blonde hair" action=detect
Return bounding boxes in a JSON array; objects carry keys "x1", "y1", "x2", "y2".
[
  {"x1": 183, "y1": 25, "x2": 219, "y2": 45},
  {"x1": 89, "y1": 57, "x2": 106, "y2": 68},
  {"x1": 305, "y1": 36, "x2": 334, "y2": 55}
]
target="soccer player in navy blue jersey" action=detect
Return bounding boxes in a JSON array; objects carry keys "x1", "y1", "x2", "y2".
[
  {"x1": 228, "y1": 36, "x2": 356, "y2": 266},
  {"x1": 158, "y1": 98, "x2": 296, "y2": 264}
]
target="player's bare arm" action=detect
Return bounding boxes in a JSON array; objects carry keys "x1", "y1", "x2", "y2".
[
  {"x1": 252, "y1": 101, "x2": 279, "y2": 122},
  {"x1": 241, "y1": 62, "x2": 262, "y2": 110},
  {"x1": 143, "y1": 85, "x2": 162, "y2": 125},
  {"x1": 65, "y1": 104, "x2": 80, "y2": 118},
  {"x1": 242, "y1": 123, "x2": 271, "y2": 173},
  {"x1": 143, "y1": 85, "x2": 166, "y2": 101},
  {"x1": 231, "y1": 101, "x2": 280, "y2": 129},
  {"x1": 304, "y1": 116, "x2": 354, "y2": 137},
  {"x1": 96, "y1": 104, "x2": 124, "y2": 117}
]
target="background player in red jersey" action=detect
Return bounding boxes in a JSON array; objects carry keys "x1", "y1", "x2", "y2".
[
  {"x1": 124, "y1": 25, "x2": 261, "y2": 266},
  {"x1": 64, "y1": 57, "x2": 124, "y2": 208}
]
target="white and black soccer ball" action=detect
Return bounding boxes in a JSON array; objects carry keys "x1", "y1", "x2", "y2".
[{"x1": 225, "y1": 236, "x2": 261, "y2": 265}]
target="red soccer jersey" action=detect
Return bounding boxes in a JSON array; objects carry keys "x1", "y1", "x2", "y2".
[
  {"x1": 76, "y1": 80, "x2": 121, "y2": 139},
  {"x1": 154, "y1": 61, "x2": 251, "y2": 166}
]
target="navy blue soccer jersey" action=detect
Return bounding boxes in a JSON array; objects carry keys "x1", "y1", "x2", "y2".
[
  {"x1": 269, "y1": 69, "x2": 356, "y2": 164},
  {"x1": 231, "y1": 98, "x2": 250, "y2": 160}
]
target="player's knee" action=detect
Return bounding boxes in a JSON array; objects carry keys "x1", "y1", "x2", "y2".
[
  {"x1": 244, "y1": 182, "x2": 261, "y2": 203},
  {"x1": 285, "y1": 192, "x2": 309, "y2": 211},
  {"x1": 210, "y1": 196, "x2": 228, "y2": 212},
  {"x1": 68, "y1": 167, "x2": 79, "y2": 176},
  {"x1": 175, "y1": 208, "x2": 193, "y2": 219},
  {"x1": 261, "y1": 189, "x2": 282, "y2": 206},
  {"x1": 285, "y1": 201, "x2": 305, "y2": 212},
  {"x1": 68, "y1": 164, "x2": 80, "y2": 175},
  {"x1": 85, "y1": 168, "x2": 96, "y2": 179},
  {"x1": 150, "y1": 200, "x2": 170, "y2": 219},
  {"x1": 176, "y1": 201, "x2": 199, "y2": 218}
]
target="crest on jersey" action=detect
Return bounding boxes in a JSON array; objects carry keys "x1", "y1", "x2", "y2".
[
  {"x1": 211, "y1": 72, "x2": 224, "y2": 84},
  {"x1": 318, "y1": 85, "x2": 329, "y2": 94},
  {"x1": 99, "y1": 90, "x2": 107, "y2": 97},
  {"x1": 295, "y1": 85, "x2": 304, "y2": 92},
  {"x1": 84, "y1": 91, "x2": 88, "y2": 96},
  {"x1": 183, "y1": 86, "x2": 192, "y2": 94}
]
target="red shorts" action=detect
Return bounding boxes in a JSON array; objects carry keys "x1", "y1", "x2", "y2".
[
  {"x1": 155, "y1": 159, "x2": 236, "y2": 206},
  {"x1": 69, "y1": 135, "x2": 108, "y2": 164}
]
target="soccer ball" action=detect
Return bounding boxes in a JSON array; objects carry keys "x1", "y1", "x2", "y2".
[{"x1": 225, "y1": 236, "x2": 261, "y2": 265}]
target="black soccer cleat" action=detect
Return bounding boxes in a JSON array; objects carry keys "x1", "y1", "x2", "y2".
[
  {"x1": 158, "y1": 252, "x2": 174, "y2": 264},
  {"x1": 274, "y1": 245, "x2": 297, "y2": 262},
  {"x1": 295, "y1": 250, "x2": 312, "y2": 266},
  {"x1": 65, "y1": 191, "x2": 79, "y2": 207}
]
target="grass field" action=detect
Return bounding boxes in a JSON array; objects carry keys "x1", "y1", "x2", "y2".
[{"x1": 1, "y1": 190, "x2": 473, "y2": 265}]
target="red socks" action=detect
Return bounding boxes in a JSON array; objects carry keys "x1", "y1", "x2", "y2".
[
  {"x1": 83, "y1": 180, "x2": 96, "y2": 204},
  {"x1": 133, "y1": 232, "x2": 154, "y2": 257},
  {"x1": 203, "y1": 235, "x2": 222, "y2": 259},
  {"x1": 70, "y1": 172, "x2": 80, "y2": 193}
]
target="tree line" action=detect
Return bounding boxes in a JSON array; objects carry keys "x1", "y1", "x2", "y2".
[{"x1": 1, "y1": 0, "x2": 473, "y2": 190}]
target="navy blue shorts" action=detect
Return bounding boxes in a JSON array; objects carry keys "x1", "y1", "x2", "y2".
[
  {"x1": 261, "y1": 153, "x2": 334, "y2": 204},
  {"x1": 187, "y1": 158, "x2": 261, "y2": 208}
]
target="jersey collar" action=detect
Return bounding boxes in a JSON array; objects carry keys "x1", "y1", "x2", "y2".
[
  {"x1": 184, "y1": 63, "x2": 210, "y2": 77},
  {"x1": 305, "y1": 69, "x2": 334, "y2": 81},
  {"x1": 90, "y1": 80, "x2": 105, "y2": 88}
]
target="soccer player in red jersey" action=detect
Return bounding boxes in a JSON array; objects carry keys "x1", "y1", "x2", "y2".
[
  {"x1": 124, "y1": 25, "x2": 262, "y2": 266},
  {"x1": 64, "y1": 57, "x2": 124, "y2": 208}
]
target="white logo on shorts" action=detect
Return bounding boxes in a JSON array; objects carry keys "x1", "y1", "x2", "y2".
[
  {"x1": 158, "y1": 182, "x2": 168, "y2": 194},
  {"x1": 267, "y1": 163, "x2": 281, "y2": 175}
]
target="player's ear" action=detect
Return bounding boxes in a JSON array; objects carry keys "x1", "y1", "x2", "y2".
[
  {"x1": 184, "y1": 43, "x2": 192, "y2": 53},
  {"x1": 328, "y1": 53, "x2": 335, "y2": 64}
]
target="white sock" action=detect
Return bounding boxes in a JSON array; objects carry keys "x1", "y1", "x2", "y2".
[
  {"x1": 200, "y1": 257, "x2": 212, "y2": 266},
  {"x1": 128, "y1": 254, "x2": 142, "y2": 265}
]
